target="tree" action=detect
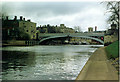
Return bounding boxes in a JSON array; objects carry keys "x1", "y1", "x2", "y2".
[
  {"x1": 104, "y1": 1, "x2": 119, "y2": 29},
  {"x1": 73, "y1": 26, "x2": 82, "y2": 33}
]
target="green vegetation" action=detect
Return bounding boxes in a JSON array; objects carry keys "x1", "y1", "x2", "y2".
[{"x1": 105, "y1": 40, "x2": 119, "y2": 59}]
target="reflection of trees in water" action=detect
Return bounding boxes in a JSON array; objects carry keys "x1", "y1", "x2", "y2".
[{"x1": 2, "y1": 51, "x2": 36, "y2": 71}]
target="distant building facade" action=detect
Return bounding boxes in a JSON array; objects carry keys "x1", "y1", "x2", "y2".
[
  {"x1": 88, "y1": 27, "x2": 93, "y2": 32},
  {"x1": 86, "y1": 26, "x2": 105, "y2": 33},
  {"x1": 37, "y1": 24, "x2": 75, "y2": 33},
  {"x1": 2, "y1": 16, "x2": 36, "y2": 40}
]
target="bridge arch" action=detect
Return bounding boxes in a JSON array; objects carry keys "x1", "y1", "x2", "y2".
[{"x1": 39, "y1": 35, "x2": 104, "y2": 44}]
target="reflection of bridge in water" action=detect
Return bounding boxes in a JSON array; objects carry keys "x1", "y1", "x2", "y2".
[{"x1": 38, "y1": 33, "x2": 104, "y2": 45}]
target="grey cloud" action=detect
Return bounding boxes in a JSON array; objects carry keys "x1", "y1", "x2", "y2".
[
  {"x1": 2, "y1": 2, "x2": 99, "y2": 17},
  {"x1": 2, "y1": 1, "x2": 108, "y2": 31}
]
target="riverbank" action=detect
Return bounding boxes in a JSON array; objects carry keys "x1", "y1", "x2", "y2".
[
  {"x1": 76, "y1": 47, "x2": 118, "y2": 80},
  {"x1": 105, "y1": 40, "x2": 118, "y2": 59},
  {"x1": 105, "y1": 41, "x2": 119, "y2": 73},
  {"x1": 2, "y1": 40, "x2": 39, "y2": 47}
]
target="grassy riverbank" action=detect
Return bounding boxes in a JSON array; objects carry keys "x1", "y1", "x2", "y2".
[
  {"x1": 2, "y1": 40, "x2": 39, "y2": 47},
  {"x1": 105, "y1": 40, "x2": 119, "y2": 59},
  {"x1": 105, "y1": 40, "x2": 119, "y2": 73}
]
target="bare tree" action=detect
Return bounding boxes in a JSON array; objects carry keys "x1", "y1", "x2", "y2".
[
  {"x1": 74, "y1": 26, "x2": 82, "y2": 33},
  {"x1": 103, "y1": 1, "x2": 119, "y2": 29}
]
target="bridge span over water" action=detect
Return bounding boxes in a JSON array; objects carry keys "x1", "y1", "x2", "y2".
[
  {"x1": 38, "y1": 33, "x2": 104, "y2": 37},
  {"x1": 38, "y1": 33, "x2": 104, "y2": 44}
]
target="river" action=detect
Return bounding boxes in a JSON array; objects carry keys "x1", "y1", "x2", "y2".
[{"x1": 1, "y1": 45, "x2": 103, "y2": 80}]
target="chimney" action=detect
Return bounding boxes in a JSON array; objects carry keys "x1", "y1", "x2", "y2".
[
  {"x1": 23, "y1": 18, "x2": 25, "y2": 21},
  {"x1": 14, "y1": 16, "x2": 17, "y2": 20},
  {"x1": 95, "y1": 26, "x2": 97, "y2": 31},
  {"x1": 6, "y1": 16, "x2": 8, "y2": 20},
  {"x1": 20, "y1": 16, "x2": 23, "y2": 21}
]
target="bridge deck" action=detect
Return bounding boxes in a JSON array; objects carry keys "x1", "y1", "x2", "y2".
[{"x1": 38, "y1": 33, "x2": 104, "y2": 37}]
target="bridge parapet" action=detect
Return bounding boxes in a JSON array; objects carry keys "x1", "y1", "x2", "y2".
[{"x1": 38, "y1": 33, "x2": 104, "y2": 37}]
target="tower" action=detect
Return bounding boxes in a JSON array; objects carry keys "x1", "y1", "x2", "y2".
[{"x1": 95, "y1": 26, "x2": 97, "y2": 31}]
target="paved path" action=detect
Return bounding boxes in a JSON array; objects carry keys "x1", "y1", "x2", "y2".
[{"x1": 76, "y1": 47, "x2": 118, "y2": 80}]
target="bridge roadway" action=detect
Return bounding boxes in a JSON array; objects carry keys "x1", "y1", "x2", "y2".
[{"x1": 38, "y1": 33, "x2": 104, "y2": 37}]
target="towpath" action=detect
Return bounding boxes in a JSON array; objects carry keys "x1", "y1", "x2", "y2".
[{"x1": 76, "y1": 47, "x2": 118, "y2": 80}]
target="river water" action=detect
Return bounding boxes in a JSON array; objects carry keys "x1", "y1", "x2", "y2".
[{"x1": 1, "y1": 45, "x2": 103, "y2": 80}]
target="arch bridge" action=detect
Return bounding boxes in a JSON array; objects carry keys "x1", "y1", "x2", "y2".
[{"x1": 38, "y1": 33, "x2": 104, "y2": 45}]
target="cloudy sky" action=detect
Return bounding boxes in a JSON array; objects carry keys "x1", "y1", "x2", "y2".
[{"x1": 2, "y1": 1, "x2": 110, "y2": 32}]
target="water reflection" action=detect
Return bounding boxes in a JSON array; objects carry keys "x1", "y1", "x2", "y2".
[
  {"x1": 2, "y1": 51, "x2": 36, "y2": 70},
  {"x1": 2, "y1": 45, "x2": 103, "y2": 80}
]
